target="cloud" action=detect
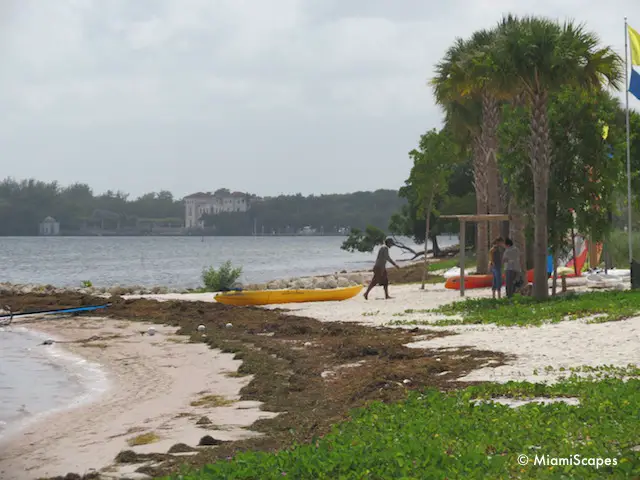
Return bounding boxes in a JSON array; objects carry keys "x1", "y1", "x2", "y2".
[{"x1": 0, "y1": 0, "x2": 638, "y2": 197}]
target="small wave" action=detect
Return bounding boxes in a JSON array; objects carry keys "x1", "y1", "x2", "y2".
[{"x1": 0, "y1": 327, "x2": 110, "y2": 442}]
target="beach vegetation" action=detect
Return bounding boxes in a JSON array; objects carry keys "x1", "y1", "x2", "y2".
[
  {"x1": 341, "y1": 160, "x2": 475, "y2": 260},
  {"x1": 79, "y1": 342, "x2": 108, "y2": 349},
  {"x1": 81, "y1": 280, "x2": 92, "y2": 288},
  {"x1": 606, "y1": 230, "x2": 640, "y2": 268},
  {"x1": 201, "y1": 261, "x2": 242, "y2": 292},
  {"x1": 499, "y1": 83, "x2": 631, "y2": 289},
  {"x1": 127, "y1": 431, "x2": 160, "y2": 447},
  {"x1": 190, "y1": 394, "x2": 235, "y2": 408},
  {"x1": 388, "y1": 290, "x2": 640, "y2": 327},
  {"x1": 167, "y1": 336, "x2": 189, "y2": 344},
  {"x1": 531, "y1": 364, "x2": 640, "y2": 380},
  {"x1": 160, "y1": 377, "x2": 639, "y2": 479},
  {"x1": 406, "y1": 128, "x2": 462, "y2": 288},
  {"x1": 340, "y1": 225, "x2": 386, "y2": 253},
  {"x1": 222, "y1": 370, "x2": 249, "y2": 378}
]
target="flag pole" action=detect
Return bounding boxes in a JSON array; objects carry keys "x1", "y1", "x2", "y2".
[{"x1": 625, "y1": 16, "x2": 633, "y2": 265}]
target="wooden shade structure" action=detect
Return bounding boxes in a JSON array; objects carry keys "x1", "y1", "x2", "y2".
[{"x1": 440, "y1": 214, "x2": 512, "y2": 297}]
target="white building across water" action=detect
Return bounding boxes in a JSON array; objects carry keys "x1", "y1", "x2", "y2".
[
  {"x1": 39, "y1": 216, "x2": 60, "y2": 236},
  {"x1": 184, "y1": 189, "x2": 250, "y2": 228}
]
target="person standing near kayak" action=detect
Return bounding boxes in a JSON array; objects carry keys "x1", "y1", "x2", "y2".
[
  {"x1": 489, "y1": 237, "x2": 505, "y2": 299},
  {"x1": 364, "y1": 237, "x2": 400, "y2": 300},
  {"x1": 503, "y1": 237, "x2": 521, "y2": 298}
]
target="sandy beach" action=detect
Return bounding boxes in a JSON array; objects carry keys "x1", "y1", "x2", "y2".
[
  {"x1": 0, "y1": 316, "x2": 276, "y2": 480},
  {"x1": 1, "y1": 278, "x2": 639, "y2": 479},
  {"x1": 123, "y1": 281, "x2": 640, "y2": 386},
  {"x1": 263, "y1": 282, "x2": 640, "y2": 383}
]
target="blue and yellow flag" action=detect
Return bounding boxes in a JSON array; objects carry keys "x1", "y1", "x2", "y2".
[{"x1": 629, "y1": 25, "x2": 640, "y2": 100}]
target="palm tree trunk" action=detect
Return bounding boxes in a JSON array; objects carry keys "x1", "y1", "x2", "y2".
[
  {"x1": 508, "y1": 196, "x2": 527, "y2": 272},
  {"x1": 475, "y1": 196, "x2": 489, "y2": 274},
  {"x1": 481, "y1": 92, "x2": 502, "y2": 241},
  {"x1": 506, "y1": 90, "x2": 527, "y2": 251},
  {"x1": 530, "y1": 90, "x2": 552, "y2": 300},
  {"x1": 500, "y1": 183, "x2": 510, "y2": 238},
  {"x1": 473, "y1": 136, "x2": 489, "y2": 274}
]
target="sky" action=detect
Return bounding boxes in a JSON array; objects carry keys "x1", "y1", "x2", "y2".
[{"x1": 1, "y1": 0, "x2": 639, "y2": 199}]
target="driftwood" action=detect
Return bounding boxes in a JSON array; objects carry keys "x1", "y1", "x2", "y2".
[{"x1": 391, "y1": 238, "x2": 461, "y2": 260}]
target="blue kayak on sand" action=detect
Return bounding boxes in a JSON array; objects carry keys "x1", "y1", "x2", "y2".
[{"x1": 0, "y1": 303, "x2": 111, "y2": 320}]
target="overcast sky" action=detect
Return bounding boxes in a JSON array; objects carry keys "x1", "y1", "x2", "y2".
[{"x1": 1, "y1": 1, "x2": 639, "y2": 199}]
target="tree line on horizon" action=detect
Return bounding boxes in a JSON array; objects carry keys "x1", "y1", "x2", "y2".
[
  {"x1": 344, "y1": 15, "x2": 640, "y2": 299},
  {"x1": 200, "y1": 189, "x2": 407, "y2": 234},
  {"x1": 0, "y1": 178, "x2": 409, "y2": 236}
]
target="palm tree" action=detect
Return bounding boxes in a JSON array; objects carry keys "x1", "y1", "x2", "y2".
[
  {"x1": 433, "y1": 39, "x2": 493, "y2": 272},
  {"x1": 462, "y1": 29, "x2": 505, "y2": 242},
  {"x1": 493, "y1": 16, "x2": 623, "y2": 299},
  {"x1": 432, "y1": 30, "x2": 511, "y2": 273},
  {"x1": 442, "y1": 99, "x2": 490, "y2": 274}
]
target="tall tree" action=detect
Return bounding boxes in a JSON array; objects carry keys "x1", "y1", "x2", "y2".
[
  {"x1": 456, "y1": 29, "x2": 506, "y2": 241},
  {"x1": 493, "y1": 16, "x2": 623, "y2": 299},
  {"x1": 432, "y1": 33, "x2": 507, "y2": 273},
  {"x1": 501, "y1": 87, "x2": 624, "y2": 273},
  {"x1": 406, "y1": 128, "x2": 461, "y2": 288}
]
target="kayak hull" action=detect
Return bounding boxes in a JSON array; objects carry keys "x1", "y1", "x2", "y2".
[
  {"x1": 444, "y1": 269, "x2": 581, "y2": 291},
  {"x1": 444, "y1": 238, "x2": 594, "y2": 291},
  {"x1": 0, "y1": 303, "x2": 111, "y2": 319},
  {"x1": 214, "y1": 285, "x2": 363, "y2": 306}
]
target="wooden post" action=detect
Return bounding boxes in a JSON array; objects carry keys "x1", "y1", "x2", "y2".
[
  {"x1": 570, "y1": 226, "x2": 578, "y2": 276},
  {"x1": 460, "y1": 220, "x2": 466, "y2": 297},
  {"x1": 588, "y1": 235, "x2": 598, "y2": 270}
]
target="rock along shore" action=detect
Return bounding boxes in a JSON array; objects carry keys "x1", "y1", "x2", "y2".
[{"x1": 0, "y1": 270, "x2": 375, "y2": 299}]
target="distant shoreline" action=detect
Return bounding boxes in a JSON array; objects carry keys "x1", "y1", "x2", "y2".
[{"x1": 0, "y1": 233, "x2": 352, "y2": 237}]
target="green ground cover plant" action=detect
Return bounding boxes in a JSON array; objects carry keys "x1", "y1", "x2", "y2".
[
  {"x1": 201, "y1": 261, "x2": 243, "y2": 292},
  {"x1": 389, "y1": 291, "x2": 640, "y2": 327},
  {"x1": 160, "y1": 376, "x2": 639, "y2": 479}
]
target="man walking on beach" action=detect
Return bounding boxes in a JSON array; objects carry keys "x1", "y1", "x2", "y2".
[
  {"x1": 503, "y1": 237, "x2": 521, "y2": 298},
  {"x1": 364, "y1": 237, "x2": 400, "y2": 300}
]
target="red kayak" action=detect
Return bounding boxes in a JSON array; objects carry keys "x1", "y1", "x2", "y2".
[{"x1": 444, "y1": 247, "x2": 589, "y2": 291}]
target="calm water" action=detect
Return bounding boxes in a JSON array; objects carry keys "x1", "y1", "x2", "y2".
[
  {"x1": 0, "y1": 235, "x2": 457, "y2": 438},
  {"x1": 0, "y1": 235, "x2": 457, "y2": 289},
  {"x1": 0, "y1": 326, "x2": 108, "y2": 439}
]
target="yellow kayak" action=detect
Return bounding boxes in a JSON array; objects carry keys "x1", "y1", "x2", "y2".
[{"x1": 214, "y1": 285, "x2": 363, "y2": 306}]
